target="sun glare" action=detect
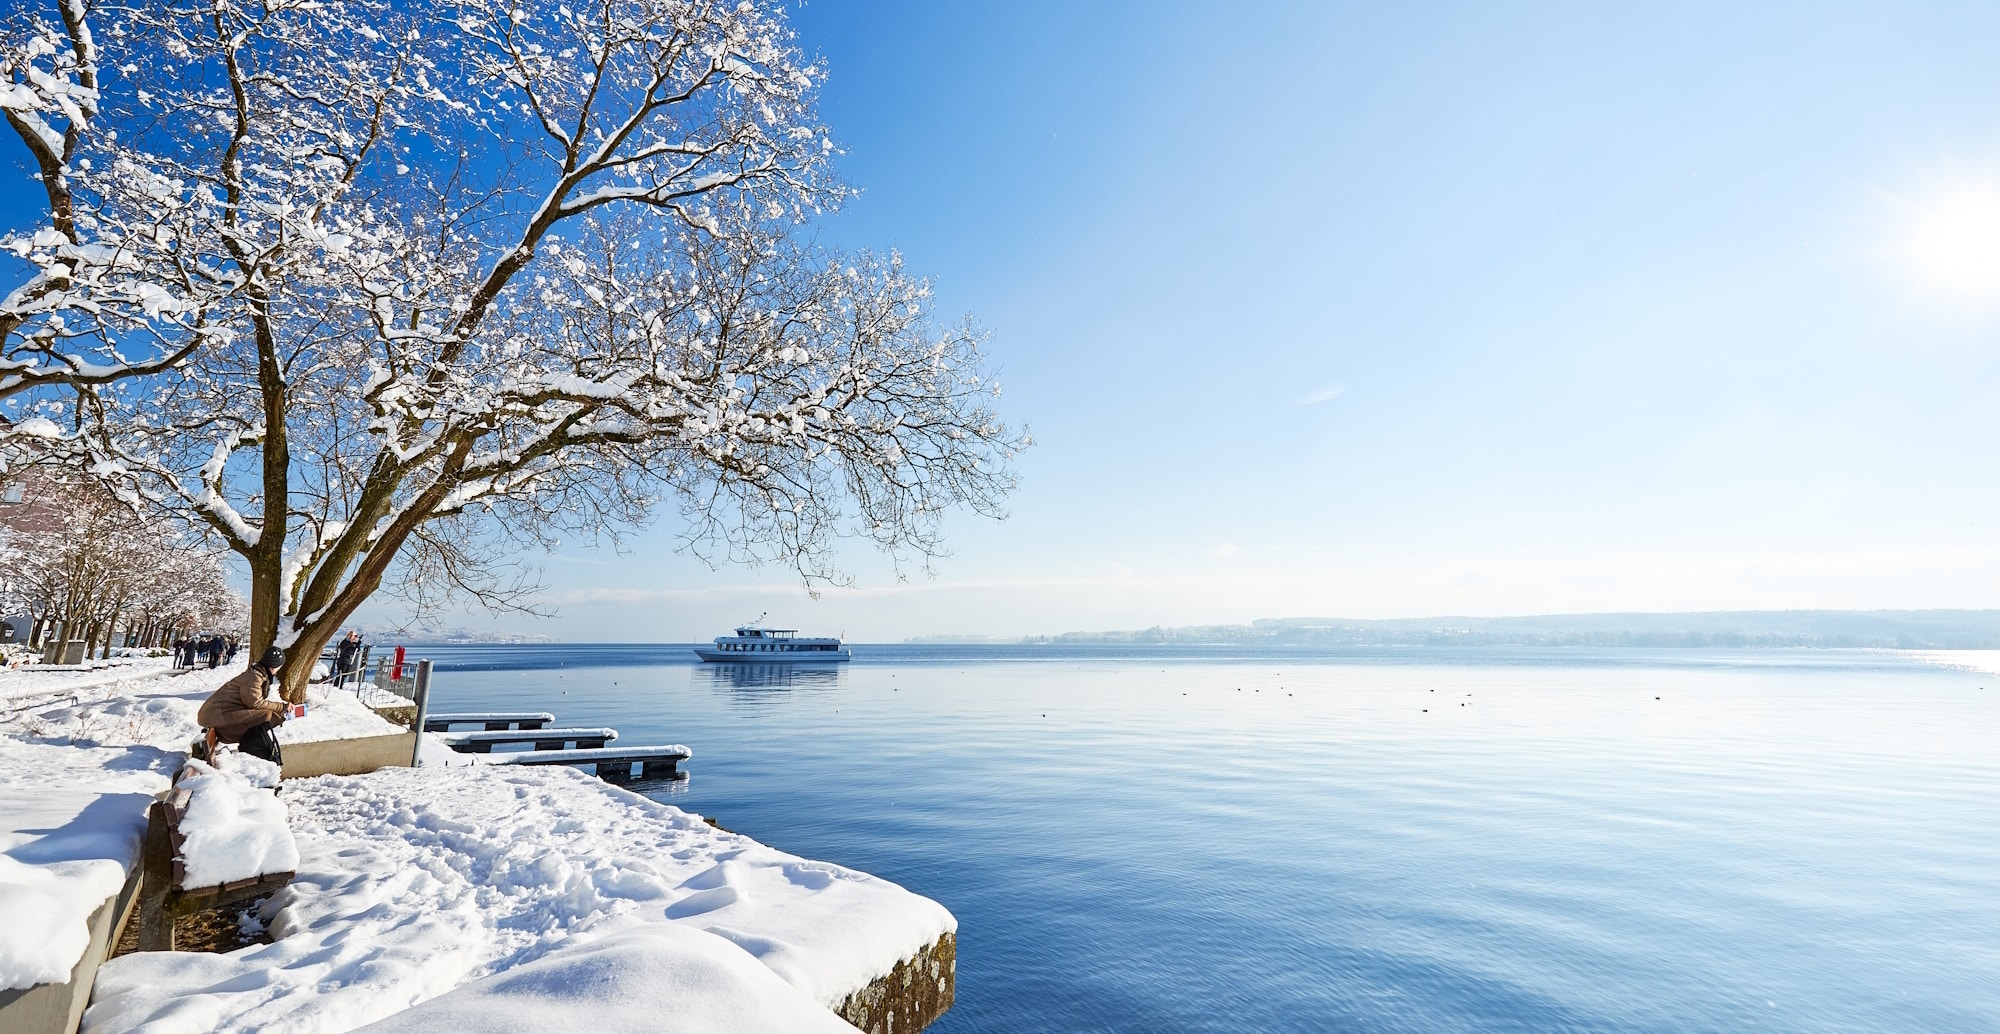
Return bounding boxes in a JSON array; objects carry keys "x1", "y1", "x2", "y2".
[{"x1": 1891, "y1": 175, "x2": 2000, "y2": 305}]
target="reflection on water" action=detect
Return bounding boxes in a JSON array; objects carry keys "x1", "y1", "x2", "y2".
[
  {"x1": 690, "y1": 662, "x2": 846, "y2": 692},
  {"x1": 619, "y1": 771, "x2": 692, "y2": 796}
]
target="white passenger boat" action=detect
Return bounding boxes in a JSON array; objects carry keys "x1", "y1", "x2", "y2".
[{"x1": 693, "y1": 623, "x2": 851, "y2": 663}]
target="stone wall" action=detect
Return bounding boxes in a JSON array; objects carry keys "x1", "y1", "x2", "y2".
[
  {"x1": 0, "y1": 860, "x2": 143, "y2": 1034},
  {"x1": 281, "y1": 732, "x2": 417, "y2": 779},
  {"x1": 835, "y1": 932, "x2": 955, "y2": 1034}
]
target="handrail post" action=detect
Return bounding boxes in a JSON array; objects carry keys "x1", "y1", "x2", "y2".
[{"x1": 409, "y1": 659, "x2": 433, "y2": 767}]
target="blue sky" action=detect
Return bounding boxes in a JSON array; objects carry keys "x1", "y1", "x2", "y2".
[
  {"x1": 548, "y1": 0, "x2": 2000, "y2": 640},
  {"x1": 11, "y1": 1, "x2": 2000, "y2": 640}
]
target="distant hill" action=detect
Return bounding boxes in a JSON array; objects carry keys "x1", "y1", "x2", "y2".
[
  {"x1": 1019, "y1": 610, "x2": 2000, "y2": 649},
  {"x1": 353, "y1": 625, "x2": 558, "y2": 645}
]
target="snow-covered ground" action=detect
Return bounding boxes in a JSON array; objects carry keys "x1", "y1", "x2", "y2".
[
  {"x1": 351, "y1": 921, "x2": 863, "y2": 1034},
  {"x1": 2, "y1": 660, "x2": 954, "y2": 1033},
  {"x1": 0, "y1": 654, "x2": 177, "y2": 701},
  {"x1": 2, "y1": 658, "x2": 408, "y2": 749},
  {"x1": 88, "y1": 764, "x2": 952, "y2": 1032},
  {"x1": 0, "y1": 661, "x2": 401, "y2": 992}
]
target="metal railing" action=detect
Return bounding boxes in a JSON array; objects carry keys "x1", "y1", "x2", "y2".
[
  {"x1": 369, "y1": 659, "x2": 419, "y2": 703},
  {"x1": 319, "y1": 646, "x2": 418, "y2": 711}
]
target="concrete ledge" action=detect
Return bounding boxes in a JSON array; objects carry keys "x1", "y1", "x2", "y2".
[
  {"x1": 369, "y1": 704, "x2": 416, "y2": 728},
  {"x1": 282, "y1": 732, "x2": 417, "y2": 779},
  {"x1": 0, "y1": 854, "x2": 144, "y2": 1034},
  {"x1": 836, "y1": 931, "x2": 955, "y2": 1034}
]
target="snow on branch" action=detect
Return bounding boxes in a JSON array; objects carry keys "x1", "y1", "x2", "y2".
[{"x1": 1, "y1": 0, "x2": 1021, "y2": 701}]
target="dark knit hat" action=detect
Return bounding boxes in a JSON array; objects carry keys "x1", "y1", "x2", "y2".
[{"x1": 259, "y1": 646, "x2": 285, "y2": 670}]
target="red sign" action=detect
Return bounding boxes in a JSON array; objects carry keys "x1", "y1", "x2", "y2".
[{"x1": 393, "y1": 645, "x2": 407, "y2": 681}]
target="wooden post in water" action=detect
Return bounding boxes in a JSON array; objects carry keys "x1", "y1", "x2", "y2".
[{"x1": 409, "y1": 659, "x2": 433, "y2": 767}]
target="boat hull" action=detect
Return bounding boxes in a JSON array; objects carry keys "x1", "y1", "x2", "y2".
[{"x1": 693, "y1": 647, "x2": 851, "y2": 663}]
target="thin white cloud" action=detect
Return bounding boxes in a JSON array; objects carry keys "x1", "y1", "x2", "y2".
[
  {"x1": 1294, "y1": 384, "x2": 1345, "y2": 406},
  {"x1": 1212, "y1": 542, "x2": 1240, "y2": 558}
]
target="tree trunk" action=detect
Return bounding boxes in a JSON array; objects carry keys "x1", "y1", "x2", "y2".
[
  {"x1": 248, "y1": 560, "x2": 283, "y2": 668},
  {"x1": 279, "y1": 617, "x2": 343, "y2": 702}
]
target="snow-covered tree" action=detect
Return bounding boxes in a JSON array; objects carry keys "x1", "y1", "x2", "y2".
[
  {"x1": 2, "y1": 0, "x2": 1023, "y2": 698},
  {"x1": 0, "y1": 471, "x2": 243, "y2": 656},
  {"x1": 0, "y1": 1, "x2": 215, "y2": 398}
]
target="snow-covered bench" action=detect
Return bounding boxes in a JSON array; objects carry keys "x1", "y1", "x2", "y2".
[{"x1": 135, "y1": 759, "x2": 298, "y2": 951}]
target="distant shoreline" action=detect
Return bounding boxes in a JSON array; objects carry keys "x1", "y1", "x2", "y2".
[
  {"x1": 921, "y1": 609, "x2": 2000, "y2": 650},
  {"x1": 373, "y1": 608, "x2": 2000, "y2": 651}
]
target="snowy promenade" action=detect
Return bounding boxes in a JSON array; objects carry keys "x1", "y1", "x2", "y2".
[{"x1": 1, "y1": 660, "x2": 954, "y2": 1033}]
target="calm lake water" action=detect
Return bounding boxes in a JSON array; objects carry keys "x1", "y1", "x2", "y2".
[{"x1": 412, "y1": 644, "x2": 2000, "y2": 1033}]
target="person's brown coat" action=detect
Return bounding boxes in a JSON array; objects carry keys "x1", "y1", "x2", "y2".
[{"x1": 197, "y1": 666, "x2": 287, "y2": 742}]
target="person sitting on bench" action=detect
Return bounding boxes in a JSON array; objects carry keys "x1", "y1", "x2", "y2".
[{"x1": 197, "y1": 647, "x2": 291, "y2": 765}]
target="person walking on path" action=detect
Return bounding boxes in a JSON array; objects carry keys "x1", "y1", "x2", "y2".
[
  {"x1": 196, "y1": 647, "x2": 291, "y2": 765},
  {"x1": 206, "y1": 633, "x2": 224, "y2": 669}
]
